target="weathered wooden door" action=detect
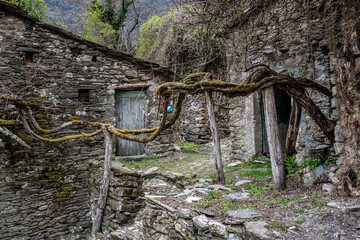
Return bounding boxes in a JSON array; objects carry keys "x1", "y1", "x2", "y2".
[
  {"x1": 260, "y1": 87, "x2": 292, "y2": 154},
  {"x1": 115, "y1": 90, "x2": 146, "y2": 156}
]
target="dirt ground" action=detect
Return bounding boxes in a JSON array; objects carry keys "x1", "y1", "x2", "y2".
[{"x1": 120, "y1": 139, "x2": 360, "y2": 240}]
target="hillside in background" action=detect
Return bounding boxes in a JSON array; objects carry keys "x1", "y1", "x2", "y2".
[
  {"x1": 44, "y1": 0, "x2": 173, "y2": 50},
  {"x1": 44, "y1": 0, "x2": 90, "y2": 34}
]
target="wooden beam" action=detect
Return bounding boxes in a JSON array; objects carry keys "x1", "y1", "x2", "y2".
[
  {"x1": 114, "y1": 84, "x2": 150, "y2": 90},
  {"x1": 205, "y1": 91, "x2": 225, "y2": 182},
  {"x1": 285, "y1": 100, "x2": 302, "y2": 157},
  {"x1": 0, "y1": 126, "x2": 31, "y2": 149},
  {"x1": 262, "y1": 86, "x2": 286, "y2": 191},
  {"x1": 92, "y1": 125, "x2": 113, "y2": 236}
]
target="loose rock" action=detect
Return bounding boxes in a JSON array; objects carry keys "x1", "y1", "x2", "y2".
[
  {"x1": 227, "y1": 209, "x2": 262, "y2": 219},
  {"x1": 244, "y1": 221, "x2": 271, "y2": 239}
]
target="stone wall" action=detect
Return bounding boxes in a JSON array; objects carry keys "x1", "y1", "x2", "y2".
[
  {"x1": 179, "y1": 94, "x2": 230, "y2": 144},
  {"x1": 140, "y1": 197, "x2": 271, "y2": 240},
  {"x1": 0, "y1": 3, "x2": 172, "y2": 239},
  {"x1": 226, "y1": 0, "x2": 342, "y2": 160},
  {"x1": 89, "y1": 162, "x2": 144, "y2": 231}
]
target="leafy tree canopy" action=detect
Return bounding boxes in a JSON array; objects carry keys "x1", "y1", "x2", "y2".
[
  {"x1": 79, "y1": 0, "x2": 133, "y2": 50},
  {"x1": 4, "y1": 0, "x2": 49, "y2": 20},
  {"x1": 135, "y1": 7, "x2": 226, "y2": 78}
]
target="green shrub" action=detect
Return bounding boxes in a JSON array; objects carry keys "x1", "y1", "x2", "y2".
[
  {"x1": 284, "y1": 155, "x2": 298, "y2": 175},
  {"x1": 285, "y1": 155, "x2": 321, "y2": 176},
  {"x1": 301, "y1": 158, "x2": 320, "y2": 170},
  {"x1": 5, "y1": 0, "x2": 49, "y2": 20}
]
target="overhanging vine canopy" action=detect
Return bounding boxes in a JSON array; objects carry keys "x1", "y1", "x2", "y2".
[{"x1": 0, "y1": 66, "x2": 335, "y2": 145}]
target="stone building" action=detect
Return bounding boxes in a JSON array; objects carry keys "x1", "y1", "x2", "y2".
[
  {"x1": 225, "y1": 0, "x2": 343, "y2": 162},
  {"x1": 0, "y1": 2, "x2": 175, "y2": 239}
]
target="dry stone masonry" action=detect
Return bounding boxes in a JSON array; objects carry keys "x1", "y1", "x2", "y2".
[
  {"x1": 111, "y1": 196, "x2": 273, "y2": 240},
  {"x1": 0, "y1": 2, "x2": 174, "y2": 239},
  {"x1": 226, "y1": 0, "x2": 342, "y2": 161},
  {"x1": 89, "y1": 162, "x2": 145, "y2": 230}
]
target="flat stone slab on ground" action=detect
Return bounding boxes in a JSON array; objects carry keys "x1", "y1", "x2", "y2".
[
  {"x1": 144, "y1": 195, "x2": 166, "y2": 199},
  {"x1": 227, "y1": 209, "x2": 262, "y2": 219},
  {"x1": 224, "y1": 192, "x2": 250, "y2": 200},
  {"x1": 197, "y1": 209, "x2": 216, "y2": 217},
  {"x1": 142, "y1": 167, "x2": 159, "y2": 178},
  {"x1": 207, "y1": 184, "x2": 232, "y2": 192},
  {"x1": 227, "y1": 161, "x2": 243, "y2": 167},
  {"x1": 235, "y1": 180, "x2": 252, "y2": 186},
  {"x1": 176, "y1": 184, "x2": 231, "y2": 197},
  {"x1": 186, "y1": 196, "x2": 202, "y2": 203},
  {"x1": 244, "y1": 221, "x2": 271, "y2": 239},
  {"x1": 199, "y1": 178, "x2": 212, "y2": 184}
]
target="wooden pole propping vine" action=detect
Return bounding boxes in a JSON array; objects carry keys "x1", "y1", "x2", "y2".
[
  {"x1": 92, "y1": 125, "x2": 113, "y2": 236},
  {"x1": 262, "y1": 86, "x2": 286, "y2": 191},
  {"x1": 205, "y1": 91, "x2": 225, "y2": 182}
]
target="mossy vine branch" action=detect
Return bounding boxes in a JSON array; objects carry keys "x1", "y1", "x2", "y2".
[{"x1": 0, "y1": 67, "x2": 333, "y2": 146}]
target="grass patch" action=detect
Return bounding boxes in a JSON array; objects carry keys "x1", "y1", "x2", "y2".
[
  {"x1": 268, "y1": 221, "x2": 288, "y2": 231},
  {"x1": 292, "y1": 219, "x2": 305, "y2": 229},
  {"x1": 175, "y1": 141, "x2": 200, "y2": 152},
  {"x1": 242, "y1": 183, "x2": 269, "y2": 195},
  {"x1": 193, "y1": 190, "x2": 238, "y2": 213},
  {"x1": 284, "y1": 156, "x2": 336, "y2": 177},
  {"x1": 238, "y1": 169, "x2": 272, "y2": 178},
  {"x1": 200, "y1": 172, "x2": 217, "y2": 179},
  {"x1": 128, "y1": 157, "x2": 159, "y2": 169},
  {"x1": 225, "y1": 159, "x2": 271, "y2": 172}
]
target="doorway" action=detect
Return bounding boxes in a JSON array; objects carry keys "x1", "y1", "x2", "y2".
[
  {"x1": 115, "y1": 90, "x2": 146, "y2": 156},
  {"x1": 260, "y1": 87, "x2": 292, "y2": 155}
]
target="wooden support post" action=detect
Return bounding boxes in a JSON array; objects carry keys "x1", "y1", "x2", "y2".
[
  {"x1": 92, "y1": 125, "x2": 113, "y2": 236},
  {"x1": 262, "y1": 86, "x2": 286, "y2": 191},
  {"x1": 205, "y1": 91, "x2": 225, "y2": 182},
  {"x1": 284, "y1": 100, "x2": 302, "y2": 157}
]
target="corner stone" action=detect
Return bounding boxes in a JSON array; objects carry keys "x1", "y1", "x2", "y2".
[
  {"x1": 193, "y1": 215, "x2": 209, "y2": 230},
  {"x1": 244, "y1": 221, "x2": 271, "y2": 239}
]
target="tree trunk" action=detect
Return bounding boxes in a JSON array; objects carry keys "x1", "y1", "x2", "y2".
[
  {"x1": 284, "y1": 100, "x2": 302, "y2": 157},
  {"x1": 205, "y1": 91, "x2": 225, "y2": 182},
  {"x1": 281, "y1": 85, "x2": 335, "y2": 144},
  {"x1": 262, "y1": 86, "x2": 286, "y2": 191},
  {"x1": 334, "y1": 0, "x2": 360, "y2": 196},
  {"x1": 335, "y1": 61, "x2": 360, "y2": 196},
  {"x1": 92, "y1": 126, "x2": 113, "y2": 236}
]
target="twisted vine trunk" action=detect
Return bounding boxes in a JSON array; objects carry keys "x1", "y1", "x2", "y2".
[
  {"x1": 336, "y1": 60, "x2": 360, "y2": 196},
  {"x1": 334, "y1": 0, "x2": 360, "y2": 196},
  {"x1": 92, "y1": 126, "x2": 113, "y2": 236},
  {"x1": 335, "y1": 61, "x2": 360, "y2": 196}
]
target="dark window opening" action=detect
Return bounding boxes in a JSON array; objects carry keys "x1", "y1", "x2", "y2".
[
  {"x1": 78, "y1": 89, "x2": 90, "y2": 102},
  {"x1": 25, "y1": 52, "x2": 34, "y2": 66},
  {"x1": 92, "y1": 56, "x2": 97, "y2": 62}
]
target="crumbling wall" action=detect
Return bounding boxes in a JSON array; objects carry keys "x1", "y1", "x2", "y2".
[
  {"x1": 89, "y1": 162, "x2": 144, "y2": 231},
  {"x1": 178, "y1": 94, "x2": 230, "y2": 144},
  {"x1": 226, "y1": 0, "x2": 342, "y2": 160},
  {"x1": 0, "y1": 6, "x2": 171, "y2": 239}
]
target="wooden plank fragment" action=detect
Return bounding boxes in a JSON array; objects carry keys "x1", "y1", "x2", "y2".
[{"x1": 92, "y1": 126, "x2": 113, "y2": 236}]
